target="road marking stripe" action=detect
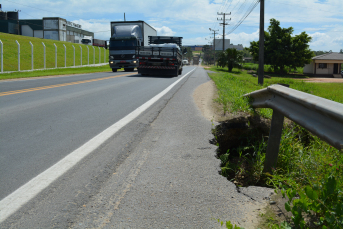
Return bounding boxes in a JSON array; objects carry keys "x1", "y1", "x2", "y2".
[
  {"x1": 0, "y1": 68, "x2": 196, "y2": 223},
  {"x1": 0, "y1": 73, "x2": 134, "y2": 96}
]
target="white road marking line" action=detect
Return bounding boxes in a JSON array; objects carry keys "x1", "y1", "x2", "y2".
[{"x1": 0, "y1": 68, "x2": 196, "y2": 223}]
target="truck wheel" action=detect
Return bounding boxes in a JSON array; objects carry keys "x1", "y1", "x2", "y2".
[
  {"x1": 112, "y1": 68, "x2": 117, "y2": 72},
  {"x1": 124, "y1": 68, "x2": 128, "y2": 72},
  {"x1": 178, "y1": 68, "x2": 182, "y2": 75},
  {"x1": 175, "y1": 67, "x2": 179, "y2": 77}
]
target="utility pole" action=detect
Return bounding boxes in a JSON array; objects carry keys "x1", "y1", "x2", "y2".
[
  {"x1": 205, "y1": 38, "x2": 213, "y2": 65},
  {"x1": 217, "y1": 12, "x2": 230, "y2": 52},
  {"x1": 209, "y1": 28, "x2": 219, "y2": 65},
  {"x1": 258, "y1": 0, "x2": 265, "y2": 85}
]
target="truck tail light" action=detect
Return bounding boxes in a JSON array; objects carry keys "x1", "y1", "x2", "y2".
[
  {"x1": 139, "y1": 62, "x2": 146, "y2": 65},
  {"x1": 168, "y1": 63, "x2": 175, "y2": 66}
]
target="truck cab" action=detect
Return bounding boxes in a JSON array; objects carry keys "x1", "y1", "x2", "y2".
[{"x1": 108, "y1": 21, "x2": 157, "y2": 72}]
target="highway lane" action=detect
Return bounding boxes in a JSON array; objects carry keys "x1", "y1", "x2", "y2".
[{"x1": 0, "y1": 67, "x2": 195, "y2": 201}]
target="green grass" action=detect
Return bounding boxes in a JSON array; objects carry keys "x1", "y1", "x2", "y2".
[
  {"x1": 209, "y1": 66, "x2": 343, "y2": 228},
  {"x1": 209, "y1": 66, "x2": 343, "y2": 117},
  {"x1": 0, "y1": 32, "x2": 109, "y2": 72},
  {"x1": 243, "y1": 63, "x2": 305, "y2": 74},
  {"x1": 0, "y1": 64, "x2": 116, "y2": 80}
]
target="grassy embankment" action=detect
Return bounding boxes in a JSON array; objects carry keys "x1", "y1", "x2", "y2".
[
  {"x1": 0, "y1": 32, "x2": 111, "y2": 80},
  {"x1": 208, "y1": 66, "x2": 343, "y2": 228}
]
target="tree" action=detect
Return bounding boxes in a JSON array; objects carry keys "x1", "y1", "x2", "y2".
[
  {"x1": 217, "y1": 48, "x2": 243, "y2": 72},
  {"x1": 242, "y1": 47, "x2": 252, "y2": 58},
  {"x1": 182, "y1": 47, "x2": 193, "y2": 62},
  {"x1": 202, "y1": 45, "x2": 213, "y2": 64},
  {"x1": 249, "y1": 18, "x2": 313, "y2": 73}
]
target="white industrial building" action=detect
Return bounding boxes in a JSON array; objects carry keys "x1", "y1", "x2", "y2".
[{"x1": 212, "y1": 39, "x2": 243, "y2": 51}]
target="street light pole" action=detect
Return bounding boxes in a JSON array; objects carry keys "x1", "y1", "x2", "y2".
[{"x1": 209, "y1": 28, "x2": 219, "y2": 65}]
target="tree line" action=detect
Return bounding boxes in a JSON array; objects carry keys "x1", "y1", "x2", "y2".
[{"x1": 202, "y1": 18, "x2": 340, "y2": 73}]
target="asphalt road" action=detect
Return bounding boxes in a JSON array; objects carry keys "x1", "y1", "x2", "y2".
[
  {"x1": 0, "y1": 66, "x2": 273, "y2": 228},
  {"x1": 0, "y1": 68, "x2": 194, "y2": 200}
]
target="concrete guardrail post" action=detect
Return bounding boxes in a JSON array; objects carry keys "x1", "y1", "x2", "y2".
[
  {"x1": 72, "y1": 45, "x2": 75, "y2": 66},
  {"x1": 0, "y1": 39, "x2": 3, "y2": 73},
  {"x1": 42, "y1": 42, "x2": 46, "y2": 69},
  {"x1": 93, "y1": 46, "x2": 95, "y2": 65},
  {"x1": 54, "y1": 43, "x2": 57, "y2": 68},
  {"x1": 63, "y1": 44, "x2": 66, "y2": 67},
  {"x1": 29, "y1": 41, "x2": 33, "y2": 70},
  {"x1": 87, "y1": 46, "x2": 89, "y2": 65},
  {"x1": 98, "y1": 47, "x2": 100, "y2": 64},
  {"x1": 80, "y1": 45, "x2": 82, "y2": 66},
  {"x1": 16, "y1": 40, "x2": 20, "y2": 71}
]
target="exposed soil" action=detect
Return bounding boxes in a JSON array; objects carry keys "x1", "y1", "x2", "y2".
[{"x1": 298, "y1": 77, "x2": 343, "y2": 83}]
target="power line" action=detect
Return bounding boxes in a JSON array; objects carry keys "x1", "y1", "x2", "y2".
[{"x1": 226, "y1": 0, "x2": 259, "y2": 35}]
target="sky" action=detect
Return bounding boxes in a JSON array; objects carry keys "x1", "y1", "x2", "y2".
[{"x1": 2, "y1": 0, "x2": 343, "y2": 52}]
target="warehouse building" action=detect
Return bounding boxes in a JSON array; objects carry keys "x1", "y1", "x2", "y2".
[
  {"x1": 0, "y1": 10, "x2": 94, "y2": 43},
  {"x1": 213, "y1": 39, "x2": 244, "y2": 51}
]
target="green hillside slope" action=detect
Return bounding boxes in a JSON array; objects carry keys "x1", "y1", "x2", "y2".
[{"x1": 0, "y1": 33, "x2": 109, "y2": 71}]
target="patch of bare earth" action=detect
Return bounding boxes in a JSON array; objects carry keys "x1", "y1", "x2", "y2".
[{"x1": 298, "y1": 77, "x2": 343, "y2": 83}]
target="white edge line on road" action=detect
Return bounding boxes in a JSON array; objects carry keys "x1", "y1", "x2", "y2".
[{"x1": 0, "y1": 68, "x2": 196, "y2": 223}]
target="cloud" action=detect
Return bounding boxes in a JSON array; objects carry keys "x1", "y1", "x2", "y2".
[
  {"x1": 226, "y1": 30, "x2": 260, "y2": 48},
  {"x1": 3, "y1": 0, "x2": 342, "y2": 51},
  {"x1": 154, "y1": 26, "x2": 176, "y2": 36},
  {"x1": 71, "y1": 19, "x2": 110, "y2": 40}
]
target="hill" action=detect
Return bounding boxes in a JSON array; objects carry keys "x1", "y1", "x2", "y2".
[{"x1": 0, "y1": 33, "x2": 109, "y2": 72}]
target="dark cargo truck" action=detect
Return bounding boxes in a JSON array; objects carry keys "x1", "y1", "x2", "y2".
[
  {"x1": 193, "y1": 56, "x2": 199, "y2": 65},
  {"x1": 137, "y1": 36, "x2": 187, "y2": 76},
  {"x1": 108, "y1": 21, "x2": 157, "y2": 72}
]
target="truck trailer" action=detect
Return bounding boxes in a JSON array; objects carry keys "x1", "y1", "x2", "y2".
[
  {"x1": 81, "y1": 36, "x2": 107, "y2": 47},
  {"x1": 137, "y1": 36, "x2": 187, "y2": 77},
  {"x1": 193, "y1": 56, "x2": 199, "y2": 65},
  {"x1": 109, "y1": 21, "x2": 157, "y2": 72}
]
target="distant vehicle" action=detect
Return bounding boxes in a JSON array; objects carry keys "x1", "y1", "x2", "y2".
[
  {"x1": 193, "y1": 56, "x2": 199, "y2": 65},
  {"x1": 108, "y1": 21, "x2": 157, "y2": 72},
  {"x1": 81, "y1": 36, "x2": 106, "y2": 47},
  {"x1": 182, "y1": 59, "x2": 189, "y2": 65},
  {"x1": 137, "y1": 36, "x2": 187, "y2": 76}
]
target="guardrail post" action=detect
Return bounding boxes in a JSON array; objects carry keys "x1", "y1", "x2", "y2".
[
  {"x1": 0, "y1": 40, "x2": 3, "y2": 72},
  {"x1": 29, "y1": 41, "x2": 33, "y2": 70},
  {"x1": 54, "y1": 43, "x2": 57, "y2": 68},
  {"x1": 80, "y1": 45, "x2": 82, "y2": 66},
  {"x1": 93, "y1": 46, "x2": 95, "y2": 64},
  {"x1": 16, "y1": 40, "x2": 20, "y2": 71},
  {"x1": 63, "y1": 44, "x2": 66, "y2": 67},
  {"x1": 87, "y1": 46, "x2": 89, "y2": 65},
  {"x1": 263, "y1": 110, "x2": 285, "y2": 173},
  {"x1": 103, "y1": 47, "x2": 105, "y2": 63},
  {"x1": 72, "y1": 45, "x2": 75, "y2": 66},
  {"x1": 98, "y1": 47, "x2": 100, "y2": 64},
  {"x1": 42, "y1": 42, "x2": 46, "y2": 69}
]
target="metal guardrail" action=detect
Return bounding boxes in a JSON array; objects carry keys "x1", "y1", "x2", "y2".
[{"x1": 244, "y1": 84, "x2": 343, "y2": 173}]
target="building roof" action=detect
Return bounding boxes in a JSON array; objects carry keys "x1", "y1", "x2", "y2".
[{"x1": 313, "y1": 52, "x2": 343, "y2": 60}]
